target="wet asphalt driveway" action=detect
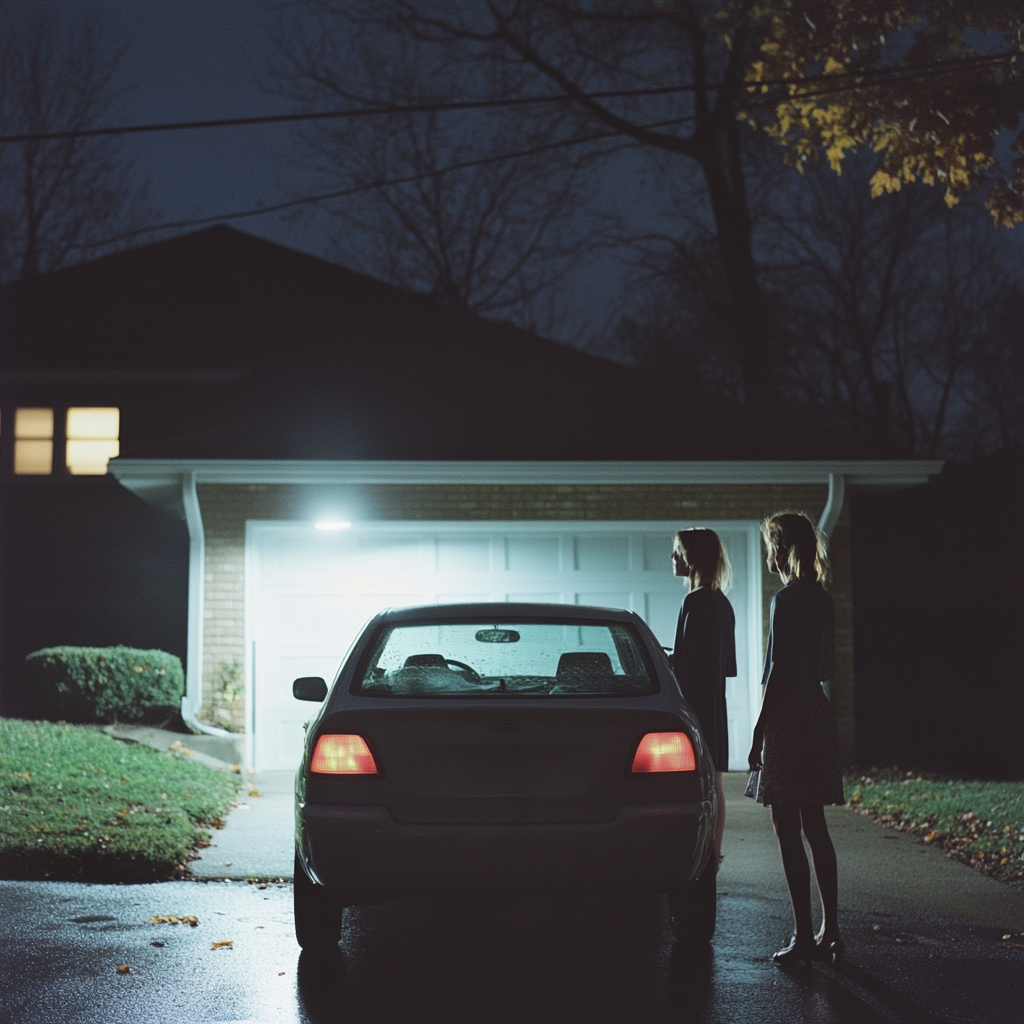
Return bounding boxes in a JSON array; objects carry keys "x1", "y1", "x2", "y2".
[{"x1": 2, "y1": 774, "x2": 1023, "y2": 1024}]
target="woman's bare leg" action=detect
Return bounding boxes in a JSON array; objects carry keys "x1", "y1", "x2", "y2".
[
  {"x1": 714, "y1": 772, "x2": 726, "y2": 870},
  {"x1": 800, "y1": 804, "x2": 839, "y2": 943},
  {"x1": 771, "y1": 803, "x2": 813, "y2": 944}
]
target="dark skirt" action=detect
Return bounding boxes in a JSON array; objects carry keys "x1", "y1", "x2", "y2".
[{"x1": 753, "y1": 684, "x2": 846, "y2": 807}]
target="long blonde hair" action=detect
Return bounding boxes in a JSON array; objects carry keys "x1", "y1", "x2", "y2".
[
  {"x1": 760, "y1": 512, "x2": 831, "y2": 586},
  {"x1": 674, "y1": 528, "x2": 732, "y2": 592}
]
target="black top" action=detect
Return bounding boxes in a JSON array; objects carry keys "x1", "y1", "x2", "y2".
[
  {"x1": 672, "y1": 587, "x2": 737, "y2": 770},
  {"x1": 760, "y1": 579, "x2": 834, "y2": 691}
]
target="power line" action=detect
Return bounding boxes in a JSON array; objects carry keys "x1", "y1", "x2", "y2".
[
  {"x1": 74, "y1": 50, "x2": 1021, "y2": 251},
  {"x1": 0, "y1": 50, "x2": 1014, "y2": 146},
  {"x1": 77, "y1": 116, "x2": 689, "y2": 249}
]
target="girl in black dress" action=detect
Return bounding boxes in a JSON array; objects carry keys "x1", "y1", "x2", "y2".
[
  {"x1": 748, "y1": 512, "x2": 845, "y2": 966},
  {"x1": 671, "y1": 528, "x2": 736, "y2": 872}
]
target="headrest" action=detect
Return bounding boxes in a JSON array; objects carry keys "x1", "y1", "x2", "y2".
[
  {"x1": 555, "y1": 652, "x2": 613, "y2": 681},
  {"x1": 404, "y1": 654, "x2": 448, "y2": 669}
]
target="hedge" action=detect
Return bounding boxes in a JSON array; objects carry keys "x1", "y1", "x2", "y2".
[{"x1": 24, "y1": 646, "x2": 184, "y2": 723}]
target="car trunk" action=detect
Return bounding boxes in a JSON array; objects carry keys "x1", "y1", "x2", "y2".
[{"x1": 309, "y1": 705, "x2": 695, "y2": 824}]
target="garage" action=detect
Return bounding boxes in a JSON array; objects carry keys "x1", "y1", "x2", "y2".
[{"x1": 245, "y1": 520, "x2": 763, "y2": 771}]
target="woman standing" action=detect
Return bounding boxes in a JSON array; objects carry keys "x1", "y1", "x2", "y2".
[
  {"x1": 671, "y1": 528, "x2": 736, "y2": 873},
  {"x1": 749, "y1": 512, "x2": 846, "y2": 966}
]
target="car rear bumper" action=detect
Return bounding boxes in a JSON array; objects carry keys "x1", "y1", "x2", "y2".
[{"x1": 300, "y1": 800, "x2": 712, "y2": 896}]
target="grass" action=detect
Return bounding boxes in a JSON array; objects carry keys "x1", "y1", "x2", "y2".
[
  {"x1": 0, "y1": 718, "x2": 240, "y2": 883},
  {"x1": 845, "y1": 768, "x2": 1024, "y2": 888}
]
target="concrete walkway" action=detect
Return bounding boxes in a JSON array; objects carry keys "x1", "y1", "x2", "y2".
[{"x1": 189, "y1": 771, "x2": 295, "y2": 880}]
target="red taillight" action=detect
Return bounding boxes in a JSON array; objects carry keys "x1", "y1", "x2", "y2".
[
  {"x1": 310, "y1": 734, "x2": 378, "y2": 774},
  {"x1": 631, "y1": 732, "x2": 696, "y2": 773}
]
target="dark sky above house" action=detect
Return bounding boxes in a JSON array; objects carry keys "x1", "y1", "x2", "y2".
[
  {"x1": 12, "y1": 0, "x2": 318, "y2": 254},
  {"x1": 4, "y1": 0, "x2": 665, "y2": 349},
  {"x1": 6, "y1": 0, "x2": 1023, "y2": 359}
]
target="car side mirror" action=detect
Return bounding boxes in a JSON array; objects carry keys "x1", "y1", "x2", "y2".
[{"x1": 293, "y1": 676, "x2": 328, "y2": 702}]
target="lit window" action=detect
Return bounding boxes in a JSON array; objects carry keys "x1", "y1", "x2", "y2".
[
  {"x1": 14, "y1": 408, "x2": 54, "y2": 475},
  {"x1": 66, "y1": 407, "x2": 119, "y2": 475}
]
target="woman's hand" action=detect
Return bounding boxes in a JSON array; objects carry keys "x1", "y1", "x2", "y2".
[{"x1": 748, "y1": 733, "x2": 763, "y2": 772}]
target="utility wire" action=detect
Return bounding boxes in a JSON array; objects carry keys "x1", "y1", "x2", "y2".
[
  {"x1": 75, "y1": 51, "x2": 1021, "y2": 250},
  {"x1": 77, "y1": 116, "x2": 689, "y2": 249},
  {"x1": 57, "y1": 48, "x2": 1020, "y2": 254},
  {"x1": 0, "y1": 49, "x2": 1014, "y2": 146}
]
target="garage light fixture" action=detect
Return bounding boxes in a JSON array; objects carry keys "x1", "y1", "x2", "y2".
[{"x1": 314, "y1": 520, "x2": 352, "y2": 531}]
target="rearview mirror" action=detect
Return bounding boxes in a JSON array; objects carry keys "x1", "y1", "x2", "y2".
[{"x1": 293, "y1": 676, "x2": 328, "y2": 702}]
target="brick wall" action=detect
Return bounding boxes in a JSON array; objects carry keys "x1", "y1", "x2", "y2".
[{"x1": 195, "y1": 481, "x2": 855, "y2": 759}]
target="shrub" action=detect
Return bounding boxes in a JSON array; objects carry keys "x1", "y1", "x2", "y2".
[{"x1": 24, "y1": 646, "x2": 184, "y2": 723}]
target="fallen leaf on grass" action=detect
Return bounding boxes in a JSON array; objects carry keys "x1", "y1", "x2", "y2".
[
  {"x1": 248, "y1": 790, "x2": 261, "y2": 797},
  {"x1": 116, "y1": 965, "x2": 130, "y2": 974},
  {"x1": 211, "y1": 940, "x2": 233, "y2": 949}
]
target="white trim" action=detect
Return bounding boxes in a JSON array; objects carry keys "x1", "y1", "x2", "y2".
[
  {"x1": 817, "y1": 473, "x2": 847, "y2": 540},
  {"x1": 180, "y1": 472, "x2": 229, "y2": 738},
  {"x1": 110, "y1": 458, "x2": 943, "y2": 494}
]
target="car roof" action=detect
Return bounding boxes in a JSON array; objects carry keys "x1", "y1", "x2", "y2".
[{"x1": 376, "y1": 602, "x2": 642, "y2": 625}]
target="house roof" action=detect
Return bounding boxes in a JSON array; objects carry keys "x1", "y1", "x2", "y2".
[{"x1": 1, "y1": 225, "x2": 886, "y2": 461}]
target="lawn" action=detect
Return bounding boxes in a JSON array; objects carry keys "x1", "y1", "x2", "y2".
[
  {"x1": 845, "y1": 768, "x2": 1024, "y2": 888},
  {"x1": 0, "y1": 718, "x2": 239, "y2": 883}
]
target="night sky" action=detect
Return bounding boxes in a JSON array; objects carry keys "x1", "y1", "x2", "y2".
[
  {"x1": 6, "y1": 1, "x2": 1022, "y2": 354},
  {"x1": 13, "y1": 0, "x2": 321, "y2": 254},
  {"x1": 6, "y1": 0, "x2": 668, "y2": 349}
]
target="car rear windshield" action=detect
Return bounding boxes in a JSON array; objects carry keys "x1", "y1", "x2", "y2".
[{"x1": 353, "y1": 621, "x2": 656, "y2": 697}]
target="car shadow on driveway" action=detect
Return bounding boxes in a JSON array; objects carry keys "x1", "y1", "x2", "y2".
[{"x1": 295, "y1": 893, "x2": 706, "y2": 1024}]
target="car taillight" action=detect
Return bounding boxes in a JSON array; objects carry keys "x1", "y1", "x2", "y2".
[
  {"x1": 631, "y1": 732, "x2": 696, "y2": 773},
  {"x1": 310, "y1": 734, "x2": 379, "y2": 774}
]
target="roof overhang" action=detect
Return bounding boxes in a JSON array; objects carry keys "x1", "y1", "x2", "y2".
[{"x1": 110, "y1": 458, "x2": 943, "y2": 518}]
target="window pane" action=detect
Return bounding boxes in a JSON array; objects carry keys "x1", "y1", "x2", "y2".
[
  {"x1": 355, "y1": 621, "x2": 655, "y2": 697},
  {"x1": 14, "y1": 439, "x2": 53, "y2": 475},
  {"x1": 66, "y1": 407, "x2": 119, "y2": 439},
  {"x1": 14, "y1": 408, "x2": 53, "y2": 439},
  {"x1": 66, "y1": 438, "x2": 119, "y2": 475}
]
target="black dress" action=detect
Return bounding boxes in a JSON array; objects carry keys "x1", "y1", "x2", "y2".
[
  {"x1": 754, "y1": 579, "x2": 845, "y2": 807},
  {"x1": 671, "y1": 587, "x2": 736, "y2": 771}
]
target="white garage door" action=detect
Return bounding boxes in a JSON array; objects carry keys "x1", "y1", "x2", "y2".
[{"x1": 244, "y1": 521, "x2": 762, "y2": 771}]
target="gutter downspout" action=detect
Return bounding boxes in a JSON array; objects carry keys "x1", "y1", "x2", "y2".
[
  {"x1": 816, "y1": 472, "x2": 846, "y2": 702},
  {"x1": 181, "y1": 471, "x2": 229, "y2": 737},
  {"x1": 817, "y1": 472, "x2": 846, "y2": 542}
]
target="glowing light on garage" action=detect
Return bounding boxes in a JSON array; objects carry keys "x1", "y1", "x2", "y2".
[{"x1": 314, "y1": 520, "x2": 352, "y2": 531}]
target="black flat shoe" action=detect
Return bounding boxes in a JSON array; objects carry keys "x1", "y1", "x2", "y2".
[
  {"x1": 815, "y1": 935, "x2": 845, "y2": 963},
  {"x1": 772, "y1": 936, "x2": 816, "y2": 967}
]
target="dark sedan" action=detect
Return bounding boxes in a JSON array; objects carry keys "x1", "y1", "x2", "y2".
[{"x1": 291, "y1": 603, "x2": 718, "y2": 949}]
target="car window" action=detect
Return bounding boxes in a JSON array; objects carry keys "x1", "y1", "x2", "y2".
[{"x1": 353, "y1": 621, "x2": 656, "y2": 697}]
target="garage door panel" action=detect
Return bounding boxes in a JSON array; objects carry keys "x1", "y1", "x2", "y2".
[
  {"x1": 436, "y1": 537, "x2": 492, "y2": 572},
  {"x1": 642, "y1": 533, "x2": 675, "y2": 571},
  {"x1": 575, "y1": 591, "x2": 632, "y2": 610},
  {"x1": 505, "y1": 536, "x2": 562, "y2": 573},
  {"x1": 644, "y1": 591, "x2": 681, "y2": 647},
  {"x1": 574, "y1": 535, "x2": 631, "y2": 572}
]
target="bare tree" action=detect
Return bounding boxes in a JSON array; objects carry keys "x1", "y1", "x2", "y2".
[
  {"x1": 0, "y1": 10, "x2": 151, "y2": 283},
  {"x1": 618, "y1": 154, "x2": 1024, "y2": 456},
  {"x1": 267, "y1": 7, "x2": 612, "y2": 335}
]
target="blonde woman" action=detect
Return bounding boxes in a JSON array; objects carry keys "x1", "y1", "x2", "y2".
[
  {"x1": 671, "y1": 528, "x2": 736, "y2": 873},
  {"x1": 749, "y1": 512, "x2": 845, "y2": 966}
]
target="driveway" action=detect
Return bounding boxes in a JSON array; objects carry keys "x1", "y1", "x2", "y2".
[{"x1": 2, "y1": 774, "x2": 1022, "y2": 1023}]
